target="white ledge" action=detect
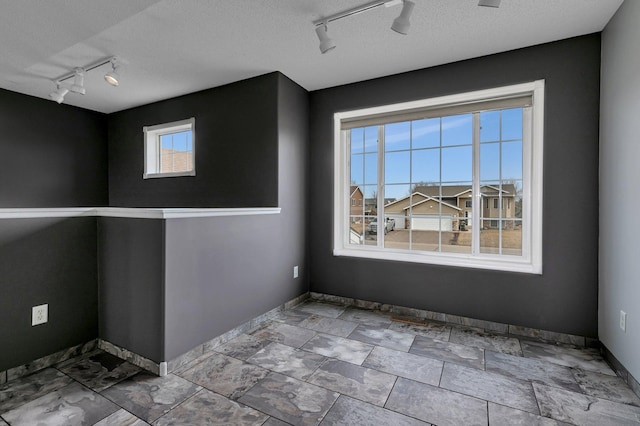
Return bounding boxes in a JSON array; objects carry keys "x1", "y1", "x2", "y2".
[{"x1": 0, "y1": 207, "x2": 281, "y2": 219}]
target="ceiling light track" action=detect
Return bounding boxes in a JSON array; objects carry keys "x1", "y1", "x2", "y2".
[
  {"x1": 49, "y1": 56, "x2": 122, "y2": 104},
  {"x1": 313, "y1": 0, "x2": 414, "y2": 54}
]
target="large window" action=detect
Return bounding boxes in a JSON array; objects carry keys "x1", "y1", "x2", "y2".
[
  {"x1": 334, "y1": 81, "x2": 544, "y2": 274},
  {"x1": 144, "y1": 118, "x2": 195, "y2": 179}
]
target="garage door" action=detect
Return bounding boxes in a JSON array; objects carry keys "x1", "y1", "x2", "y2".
[{"x1": 411, "y1": 214, "x2": 452, "y2": 231}]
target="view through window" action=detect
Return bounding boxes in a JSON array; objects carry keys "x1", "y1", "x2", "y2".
[{"x1": 335, "y1": 81, "x2": 544, "y2": 273}]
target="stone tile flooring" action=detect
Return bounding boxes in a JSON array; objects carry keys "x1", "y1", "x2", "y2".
[{"x1": 1, "y1": 300, "x2": 640, "y2": 425}]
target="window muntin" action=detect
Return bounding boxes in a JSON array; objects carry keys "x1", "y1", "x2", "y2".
[
  {"x1": 144, "y1": 118, "x2": 195, "y2": 179},
  {"x1": 334, "y1": 81, "x2": 544, "y2": 274}
]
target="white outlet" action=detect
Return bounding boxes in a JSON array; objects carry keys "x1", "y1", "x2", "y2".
[
  {"x1": 293, "y1": 266, "x2": 299, "y2": 279},
  {"x1": 32, "y1": 304, "x2": 48, "y2": 326},
  {"x1": 620, "y1": 310, "x2": 627, "y2": 332}
]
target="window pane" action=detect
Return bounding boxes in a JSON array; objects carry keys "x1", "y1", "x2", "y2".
[
  {"x1": 502, "y1": 141, "x2": 523, "y2": 181},
  {"x1": 502, "y1": 108, "x2": 523, "y2": 140},
  {"x1": 351, "y1": 128, "x2": 364, "y2": 154},
  {"x1": 412, "y1": 118, "x2": 440, "y2": 149},
  {"x1": 364, "y1": 126, "x2": 378, "y2": 153},
  {"x1": 364, "y1": 153, "x2": 378, "y2": 185},
  {"x1": 172, "y1": 132, "x2": 188, "y2": 151},
  {"x1": 384, "y1": 184, "x2": 410, "y2": 204},
  {"x1": 161, "y1": 135, "x2": 173, "y2": 149},
  {"x1": 503, "y1": 219, "x2": 522, "y2": 256},
  {"x1": 480, "y1": 111, "x2": 500, "y2": 142},
  {"x1": 480, "y1": 143, "x2": 500, "y2": 181},
  {"x1": 161, "y1": 152, "x2": 172, "y2": 173},
  {"x1": 442, "y1": 114, "x2": 472, "y2": 146},
  {"x1": 412, "y1": 148, "x2": 440, "y2": 184},
  {"x1": 160, "y1": 131, "x2": 192, "y2": 173},
  {"x1": 441, "y1": 146, "x2": 472, "y2": 183},
  {"x1": 349, "y1": 216, "x2": 366, "y2": 246},
  {"x1": 385, "y1": 150, "x2": 410, "y2": 184},
  {"x1": 350, "y1": 154, "x2": 364, "y2": 185},
  {"x1": 385, "y1": 121, "x2": 410, "y2": 151}
]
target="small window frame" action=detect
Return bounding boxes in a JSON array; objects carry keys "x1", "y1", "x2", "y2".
[{"x1": 143, "y1": 117, "x2": 195, "y2": 179}]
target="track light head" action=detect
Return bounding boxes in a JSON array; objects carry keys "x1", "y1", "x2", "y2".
[
  {"x1": 316, "y1": 24, "x2": 336, "y2": 54},
  {"x1": 49, "y1": 84, "x2": 69, "y2": 104},
  {"x1": 104, "y1": 59, "x2": 121, "y2": 86},
  {"x1": 391, "y1": 0, "x2": 415, "y2": 35},
  {"x1": 70, "y1": 68, "x2": 86, "y2": 95}
]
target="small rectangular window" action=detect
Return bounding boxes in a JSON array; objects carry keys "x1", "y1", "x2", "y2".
[
  {"x1": 144, "y1": 118, "x2": 195, "y2": 179},
  {"x1": 493, "y1": 199, "x2": 499, "y2": 209},
  {"x1": 465, "y1": 200, "x2": 472, "y2": 208}
]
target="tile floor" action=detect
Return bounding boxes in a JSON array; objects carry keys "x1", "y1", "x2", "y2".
[{"x1": 1, "y1": 300, "x2": 640, "y2": 425}]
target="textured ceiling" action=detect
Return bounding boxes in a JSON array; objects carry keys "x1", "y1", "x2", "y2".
[{"x1": 0, "y1": 0, "x2": 623, "y2": 113}]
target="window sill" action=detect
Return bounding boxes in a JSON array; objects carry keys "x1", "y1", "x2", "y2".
[
  {"x1": 333, "y1": 246, "x2": 542, "y2": 275},
  {"x1": 143, "y1": 170, "x2": 196, "y2": 179}
]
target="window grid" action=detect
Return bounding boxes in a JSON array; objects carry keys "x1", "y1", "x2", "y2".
[{"x1": 335, "y1": 81, "x2": 544, "y2": 274}]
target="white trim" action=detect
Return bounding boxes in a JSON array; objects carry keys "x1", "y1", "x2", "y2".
[
  {"x1": 0, "y1": 207, "x2": 281, "y2": 219},
  {"x1": 334, "y1": 80, "x2": 544, "y2": 275},
  {"x1": 334, "y1": 246, "x2": 539, "y2": 274}
]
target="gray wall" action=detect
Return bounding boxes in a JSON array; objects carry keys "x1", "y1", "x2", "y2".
[
  {"x1": 0, "y1": 89, "x2": 107, "y2": 371},
  {"x1": 101, "y1": 73, "x2": 309, "y2": 362},
  {"x1": 599, "y1": 0, "x2": 640, "y2": 380},
  {"x1": 108, "y1": 73, "x2": 279, "y2": 208},
  {"x1": 98, "y1": 218, "x2": 165, "y2": 362},
  {"x1": 163, "y1": 74, "x2": 309, "y2": 360},
  {"x1": 0, "y1": 89, "x2": 108, "y2": 207},
  {"x1": 308, "y1": 35, "x2": 601, "y2": 337},
  {"x1": 0, "y1": 218, "x2": 98, "y2": 371}
]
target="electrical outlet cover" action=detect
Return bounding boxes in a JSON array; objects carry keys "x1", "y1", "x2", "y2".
[
  {"x1": 32, "y1": 304, "x2": 48, "y2": 326},
  {"x1": 620, "y1": 310, "x2": 627, "y2": 332}
]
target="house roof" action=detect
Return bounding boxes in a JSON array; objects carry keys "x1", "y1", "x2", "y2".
[
  {"x1": 402, "y1": 196, "x2": 462, "y2": 212},
  {"x1": 413, "y1": 184, "x2": 517, "y2": 198},
  {"x1": 350, "y1": 186, "x2": 362, "y2": 197}
]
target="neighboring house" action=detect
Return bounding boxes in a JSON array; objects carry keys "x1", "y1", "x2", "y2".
[
  {"x1": 383, "y1": 184, "x2": 517, "y2": 231},
  {"x1": 161, "y1": 148, "x2": 192, "y2": 174},
  {"x1": 364, "y1": 197, "x2": 396, "y2": 215},
  {"x1": 349, "y1": 186, "x2": 364, "y2": 216}
]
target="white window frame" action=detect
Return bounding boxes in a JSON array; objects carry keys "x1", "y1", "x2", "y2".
[
  {"x1": 333, "y1": 81, "x2": 544, "y2": 274},
  {"x1": 143, "y1": 117, "x2": 195, "y2": 179}
]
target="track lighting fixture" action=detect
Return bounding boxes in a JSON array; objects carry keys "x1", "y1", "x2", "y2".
[
  {"x1": 391, "y1": 0, "x2": 415, "y2": 35},
  {"x1": 313, "y1": 0, "x2": 415, "y2": 54},
  {"x1": 316, "y1": 24, "x2": 336, "y2": 54},
  {"x1": 70, "y1": 68, "x2": 86, "y2": 95},
  {"x1": 478, "y1": 0, "x2": 501, "y2": 8},
  {"x1": 49, "y1": 56, "x2": 122, "y2": 104},
  {"x1": 104, "y1": 59, "x2": 121, "y2": 86},
  {"x1": 49, "y1": 84, "x2": 69, "y2": 104}
]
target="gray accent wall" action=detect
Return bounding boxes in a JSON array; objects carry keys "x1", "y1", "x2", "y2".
[
  {"x1": 98, "y1": 217, "x2": 165, "y2": 362},
  {"x1": 163, "y1": 74, "x2": 309, "y2": 360},
  {"x1": 0, "y1": 89, "x2": 106, "y2": 371},
  {"x1": 0, "y1": 218, "x2": 98, "y2": 371},
  {"x1": 600, "y1": 1, "x2": 640, "y2": 380},
  {"x1": 308, "y1": 35, "x2": 601, "y2": 337},
  {"x1": 107, "y1": 73, "x2": 279, "y2": 208},
  {"x1": 0, "y1": 89, "x2": 108, "y2": 207},
  {"x1": 100, "y1": 72, "x2": 309, "y2": 362}
]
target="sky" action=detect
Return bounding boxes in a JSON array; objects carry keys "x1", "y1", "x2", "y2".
[
  {"x1": 161, "y1": 130, "x2": 193, "y2": 152},
  {"x1": 350, "y1": 108, "x2": 523, "y2": 200}
]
